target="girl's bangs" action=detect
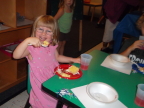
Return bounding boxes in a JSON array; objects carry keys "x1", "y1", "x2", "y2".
[{"x1": 36, "y1": 21, "x2": 54, "y2": 30}]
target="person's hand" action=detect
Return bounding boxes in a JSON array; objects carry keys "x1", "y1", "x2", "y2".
[
  {"x1": 129, "y1": 40, "x2": 144, "y2": 51},
  {"x1": 26, "y1": 37, "x2": 42, "y2": 47},
  {"x1": 71, "y1": 57, "x2": 80, "y2": 63}
]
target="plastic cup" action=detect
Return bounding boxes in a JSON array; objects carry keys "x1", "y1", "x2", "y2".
[
  {"x1": 139, "y1": 36, "x2": 144, "y2": 50},
  {"x1": 80, "y1": 54, "x2": 92, "y2": 70},
  {"x1": 134, "y1": 84, "x2": 144, "y2": 107}
]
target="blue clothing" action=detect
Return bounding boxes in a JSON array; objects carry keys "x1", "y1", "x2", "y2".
[{"x1": 113, "y1": 13, "x2": 141, "y2": 53}]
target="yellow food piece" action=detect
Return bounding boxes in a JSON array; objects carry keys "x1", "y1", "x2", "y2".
[
  {"x1": 67, "y1": 65, "x2": 79, "y2": 75},
  {"x1": 43, "y1": 41, "x2": 49, "y2": 46},
  {"x1": 139, "y1": 67, "x2": 144, "y2": 72},
  {"x1": 60, "y1": 73, "x2": 70, "y2": 78}
]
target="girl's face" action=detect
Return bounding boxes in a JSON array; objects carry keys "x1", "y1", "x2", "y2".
[
  {"x1": 65, "y1": 0, "x2": 73, "y2": 7},
  {"x1": 35, "y1": 26, "x2": 53, "y2": 43}
]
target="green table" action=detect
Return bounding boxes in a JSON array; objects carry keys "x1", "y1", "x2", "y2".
[{"x1": 42, "y1": 50, "x2": 144, "y2": 108}]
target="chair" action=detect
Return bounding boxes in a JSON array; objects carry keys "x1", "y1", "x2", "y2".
[{"x1": 24, "y1": 65, "x2": 31, "y2": 108}]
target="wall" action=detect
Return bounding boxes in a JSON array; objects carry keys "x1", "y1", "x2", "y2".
[{"x1": 83, "y1": 0, "x2": 102, "y2": 17}]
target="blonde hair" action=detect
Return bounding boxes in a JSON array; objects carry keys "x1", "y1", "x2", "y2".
[
  {"x1": 59, "y1": 0, "x2": 76, "y2": 9},
  {"x1": 31, "y1": 15, "x2": 59, "y2": 45},
  {"x1": 136, "y1": 13, "x2": 144, "y2": 30}
]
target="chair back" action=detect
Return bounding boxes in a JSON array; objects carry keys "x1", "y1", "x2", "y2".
[{"x1": 27, "y1": 65, "x2": 31, "y2": 94}]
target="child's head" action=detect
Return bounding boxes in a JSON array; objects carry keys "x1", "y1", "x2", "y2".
[
  {"x1": 31, "y1": 15, "x2": 59, "y2": 45},
  {"x1": 136, "y1": 13, "x2": 144, "y2": 35},
  {"x1": 59, "y1": 0, "x2": 75, "y2": 9},
  {"x1": 136, "y1": 13, "x2": 144, "y2": 30}
]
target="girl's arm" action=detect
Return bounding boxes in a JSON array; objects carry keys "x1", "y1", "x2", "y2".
[
  {"x1": 13, "y1": 37, "x2": 41, "y2": 59},
  {"x1": 13, "y1": 38, "x2": 30, "y2": 59},
  {"x1": 120, "y1": 40, "x2": 144, "y2": 56},
  {"x1": 54, "y1": 7, "x2": 64, "y2": 20},
  {"x1": 55, "y1": 50, "x2": 80, "y2": 63}
]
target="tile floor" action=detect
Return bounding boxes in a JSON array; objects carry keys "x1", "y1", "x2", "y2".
[
  {"x1": 0, "y1": 43, "x2": 102, "y2": 108},
  {"x1": 0, "y1": 90, "x2": 29, "y2": 108}
]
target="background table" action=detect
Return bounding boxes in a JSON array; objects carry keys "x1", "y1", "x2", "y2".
[
  {"x1": 83, "y1": 2, "x2": 102, "y2": 22},
  {"x1": 42, "y1": 50, "x2": 144, "y2": 108}
]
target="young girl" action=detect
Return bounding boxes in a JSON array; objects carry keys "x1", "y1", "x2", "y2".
[
  {"x1": 13, "y1": 15, "x2": 80, "y2": 108},
  {"x1": 54, "y1": 0, "x2": 75, "y2": 55}
]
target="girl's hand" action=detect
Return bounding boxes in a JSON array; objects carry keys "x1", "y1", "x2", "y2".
[
  {"x1": 71, "y1": 57, "x2": 80, "y2": 63},
  {"x1": 26, "y1": 37, "x2": 41, "y2": 47}
]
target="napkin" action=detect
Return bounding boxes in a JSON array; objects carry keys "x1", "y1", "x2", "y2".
[
  {"x1": 101, "y1": 56, "x2": 132, "y2": 75},
  {"x1": 71, "y1": 85, "x2": 127, "y2": 108}
]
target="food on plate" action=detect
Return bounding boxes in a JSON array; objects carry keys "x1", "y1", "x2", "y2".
[
  {"x1": 65, "y1": 65, "x2": 79, "y2": 75},
  {"x1": 56, "y1": 69, "x2": 70, "y2": 77},
  {"x1": 55, "y1": 65, "x2": 82, "y2": 79},
  {"x1": 42, "y1": 41, "x2": 49, "y2": 47},
  {"x1": 55, "y1": 65, "x2": 80, "y2": 78},
  {"x1": 57, "y1": 68, "x2": 62, "y2": 73},
  {"x1": 60, "y1": 73, "x2": 70, "y2": 78}
]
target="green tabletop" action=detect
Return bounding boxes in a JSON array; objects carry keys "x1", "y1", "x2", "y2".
[{"x1": 42, "y1": 50, "x2": 144, "y2": 108}]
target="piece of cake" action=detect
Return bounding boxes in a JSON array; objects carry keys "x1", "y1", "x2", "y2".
[
  {"x1": 60, "y1": 73, "x2": 70, "y2": 78},
  {"x1": 42, "y1": 41, "x2": 49, "y2": 47},
  {"x1": 66, "y1": 65, "x2": 79, "y2": 75}
]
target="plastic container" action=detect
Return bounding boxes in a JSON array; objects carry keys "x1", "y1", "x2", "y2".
[
  {"x1": 134, "y1": 84, "x2": 144, "y2": 107},
  {"x1": 80, "y1": 54, "x2": 92, "y2": 70}
]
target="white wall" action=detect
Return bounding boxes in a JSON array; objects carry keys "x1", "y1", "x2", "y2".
[{"x1": 83, "y1": 0, "x2": 102, "y2": 17}]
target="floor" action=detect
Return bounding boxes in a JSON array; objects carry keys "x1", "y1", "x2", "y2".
[{"x1": 0, "y1": 43, "x2": 103, "y2": 108}]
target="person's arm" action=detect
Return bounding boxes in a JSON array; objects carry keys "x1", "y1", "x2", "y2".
[
  {"x1": 13, "y1": 37, "x2": 41, "y2": 59},
  {"x1": 120, "y1": 46, "x2": 133, "y2": 56},
  {"x1": 54, "y1": 50, "x2": 80, "y2": 63},
  {"x1": 120, "y1": 40, "x2": 144, "y2": 56},
  {"x1": 54, "y1": 7, "x2": 64, "y2": 20}
]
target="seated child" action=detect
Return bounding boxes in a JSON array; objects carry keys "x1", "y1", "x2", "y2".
[{"x1": 119, "y1": 13, "x2": 144, "y2": 64}]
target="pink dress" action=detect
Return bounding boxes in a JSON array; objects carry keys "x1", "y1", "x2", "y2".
[{"x1": 26, "y1": 45, "x2": 67, "y2": 108}]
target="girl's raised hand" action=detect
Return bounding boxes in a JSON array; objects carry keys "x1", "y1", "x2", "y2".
[{"x1": 27, "y1": 37, "x2": 42, "y2": 47}]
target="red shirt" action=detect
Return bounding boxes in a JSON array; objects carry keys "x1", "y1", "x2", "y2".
[{"x1": 104, "y1": 0, "x2": 139, "y2": 24}]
